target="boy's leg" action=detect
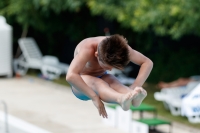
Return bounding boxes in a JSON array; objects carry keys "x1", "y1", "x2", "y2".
[
  {"x1": 101, "y1": 74, "x2": 147, "y2": 107},
  {"x1": 80, "y1": 75, "x2": 137, "y2": 110}
]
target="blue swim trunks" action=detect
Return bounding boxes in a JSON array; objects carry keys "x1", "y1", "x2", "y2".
[
  {"x1": 96, "y1": 71, "x2": 108, "y2": 78},
  {"x1": 71, "y1": 85, "x2": 91, "y2": 101},
  {"x1": 70, "y1": 71, "x2": 108, "y2": 101}
]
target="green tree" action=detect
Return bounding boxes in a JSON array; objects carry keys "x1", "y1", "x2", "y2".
[
  {"x1": 0, "y1": 0, "x2": 84, "y2": 37},
  {"x1": 87, "y1": 0, "x2": 200, "y2": 39},
  {"x1": 1, "y1": 0, "x2": 200, "y2": 39}
]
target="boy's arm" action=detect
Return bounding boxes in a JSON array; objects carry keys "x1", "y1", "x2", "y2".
[
  {"x1": 66, "y1": 40, "x2": 107, "y2": 118},
  {"x1": 66, "y1": 46, "x2": 97, "y2": 99},
  {"x1": 128, "y1": 46, "x2": 153, "y2": 89}
]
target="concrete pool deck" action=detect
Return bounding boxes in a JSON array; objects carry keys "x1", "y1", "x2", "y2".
[{"x1": 0, "y1": 76, "x2": 199, "y2": 133}]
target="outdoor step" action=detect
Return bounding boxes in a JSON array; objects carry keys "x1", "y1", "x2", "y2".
[
  {"x1": 132, "y1": 118, "x2": 172, "y2": 133},
  {"x1": 137, "y1": 118, "x2": 171, "y2": 126}
]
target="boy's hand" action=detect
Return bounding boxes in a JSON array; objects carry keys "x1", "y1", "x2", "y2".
[{"x1": 92, "y1": 96, "x2": 108, "y2": 118}]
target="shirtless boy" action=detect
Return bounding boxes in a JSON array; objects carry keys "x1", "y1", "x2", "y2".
[{"x1": 66, "y1": 34, "x2": 153, "y2": 118}]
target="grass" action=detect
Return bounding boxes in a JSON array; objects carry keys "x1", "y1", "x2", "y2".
[
  {"x1": 53, "y1": 75, "x2": 70, "y2": 86},
  {"x1": 27, "y1": 70, "x2": 70, "y2": 86},
  {"x1": 27, "y1": 70, "x2": 200, "y2": 129}
]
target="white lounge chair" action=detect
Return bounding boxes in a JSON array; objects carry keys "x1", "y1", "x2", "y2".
[
  {"x1": 181, "y1": 83, "x2": 200, "y2": 123},
  {"x1": 14, "y1": 37, "x2": 69, "y2": 80},
  {"x1": 154, "y1": 81, "x2": 200, "y2": 116},
  {"x1": 109, "y1": 67, "x2": 135, "y2": 85},
  {"x1": 164, "y1": 82, "x2": 198, "y2": 116}
]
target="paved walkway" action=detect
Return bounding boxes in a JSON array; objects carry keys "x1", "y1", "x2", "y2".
[{"x1": 0, "y1": 76, "x2": 199, "y2": 133}]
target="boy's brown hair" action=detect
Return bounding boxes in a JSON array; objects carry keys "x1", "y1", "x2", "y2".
[{"x1": 98, "y1": 34, "x2": 130, "y2": 69}]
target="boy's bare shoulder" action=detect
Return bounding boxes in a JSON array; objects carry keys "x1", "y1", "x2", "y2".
[
  {"x1": 76, "y1": 36, "x2": 107, "y2": 54},
  {"x1": 83, "y1": 36, "x2": 107, "y2": 44},
  {"x1": 75, "y1": 36, "x2": 105, "y2": 54}
]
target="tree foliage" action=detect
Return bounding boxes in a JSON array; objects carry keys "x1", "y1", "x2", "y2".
[
  {"x1": 0, "y1": 0, "x2": 84, "y2": 36},
  {"x1": 87, "y1": 0, "x2": 200, "y2": 39},
  {"x1": 1, "y1": 0, "x2": 200, "y2": 39}
]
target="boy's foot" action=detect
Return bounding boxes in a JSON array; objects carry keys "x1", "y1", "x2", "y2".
[
  {"x1": 119, "y1": 92, "x2": 137, "y2": 111},
  {"x1": 131, "y1": 87, "x2": 147, "y2": 107}
]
